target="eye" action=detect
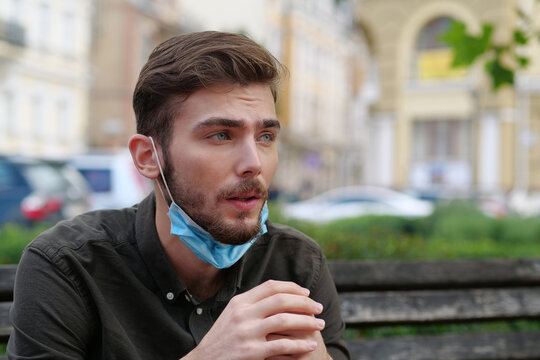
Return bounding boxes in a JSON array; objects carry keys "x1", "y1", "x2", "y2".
[
  {"x1": 210, "y1": 131, "x2": 230, "y2": 141},
  {"x1": 259, "y1": 133, "x2": 275, "y2": 143}
]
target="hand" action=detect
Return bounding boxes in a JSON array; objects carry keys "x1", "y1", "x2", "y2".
[{"x1": 182, "y1": 280, "x2": 325, "y2": 360}]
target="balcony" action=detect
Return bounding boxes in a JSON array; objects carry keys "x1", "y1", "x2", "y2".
[{"x1": 0, "y1": 19, "x2": 26, "y2": 46}]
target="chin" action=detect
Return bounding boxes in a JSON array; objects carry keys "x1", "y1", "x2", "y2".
[{"x1": 214, "y1": 220, "x2": 262, "y2": 246}]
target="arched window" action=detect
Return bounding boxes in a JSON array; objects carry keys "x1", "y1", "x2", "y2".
[{"x1": 413, "y1": 17, "x2": 466, "y2": 81}]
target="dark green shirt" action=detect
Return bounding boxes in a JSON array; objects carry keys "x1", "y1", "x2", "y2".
[{"x1": 8, "y1": 193, "x2": 350, "y2": 360}]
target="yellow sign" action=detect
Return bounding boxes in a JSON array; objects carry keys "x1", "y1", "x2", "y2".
[{"x1": 417, "y1": 48, "x2": 466, "y2": 79}]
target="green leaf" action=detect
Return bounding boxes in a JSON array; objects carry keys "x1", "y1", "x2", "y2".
[
  {"x1": 516, "y1": 55, "x2": 530, "y2": 68},
  {"x1": 439, "y1": 21, "x2": 493, "y2": 68},
  {"x1": 484, "y1": 56, "x2": 514, "y2": 89},
  {"x1": 513, "y1": 29, "x2": 528, "y2": 45}
]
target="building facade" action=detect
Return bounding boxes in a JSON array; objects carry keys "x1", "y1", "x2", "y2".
[
  {"x1": 0, "y1": 0, "x2": 93, "y2": 158},
  {"x1": 355, "y1": 0, "x2": 540, "y2": 202},
  {"x1": 89, "y1": 0, "x2": 182, "y2": 149},
  {"x1": 266, "y1": 0, "x2": 371, "y2": 199}
]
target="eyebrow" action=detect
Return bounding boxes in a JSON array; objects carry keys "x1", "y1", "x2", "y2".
[{"x1": 195, "y1": 117, "x2": 281, "y2": 130}]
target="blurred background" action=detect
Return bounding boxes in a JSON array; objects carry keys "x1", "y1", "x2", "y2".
[{"x1": 1, "y1": 0, "x2": 540, "y2": 263}]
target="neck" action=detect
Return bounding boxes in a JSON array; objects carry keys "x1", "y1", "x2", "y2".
[{"x1": 154, "y1": 188, "x2": 225, "y2": 300}]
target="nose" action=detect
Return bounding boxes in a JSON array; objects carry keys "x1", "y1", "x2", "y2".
[{"x1": 235, "y1": 139, "x2": 262, "y2": 178}]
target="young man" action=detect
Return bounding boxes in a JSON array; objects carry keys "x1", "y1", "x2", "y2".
[{"x1": 8, "y1": 31, "x2": 349, "y2": 360}]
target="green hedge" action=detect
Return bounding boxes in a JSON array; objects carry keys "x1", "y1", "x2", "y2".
[
  {"x1": 269, "y1": 200, "x2": 540, "y2": 260},
  {"x1": 0, "y1": 223, "x2": 49, "y2": 264},
  {"x1": 1, "y1": 200, "x2": 540, "y2": 265}
]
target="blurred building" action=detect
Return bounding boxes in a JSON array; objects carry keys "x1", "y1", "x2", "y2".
[
  {"x1": 266, "y1": 0, "x2": 372, "y2": 199},
  {"x1": 89, "y1": 0, "x2": 182, "y2": 148},
  {"x1": 0, "y1": 0, "x2": 93, "y2": 158},
  {"x1": 354, "y1": 0, "x2": 540, "y2": 203}
]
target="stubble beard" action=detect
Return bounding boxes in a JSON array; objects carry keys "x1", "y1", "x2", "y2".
[{"x1": 163, "y1": 160, "x2": 267, "y2": 245}]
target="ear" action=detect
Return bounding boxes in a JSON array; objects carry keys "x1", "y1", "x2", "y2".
[{"x1": 128, "y1": 134, "x2": 161, "y2": 180}]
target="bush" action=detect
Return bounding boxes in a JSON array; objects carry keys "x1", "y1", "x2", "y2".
[
  {"x1": 0, "y1": 223, "x2": 49, "y2": 264},
  {"x1": 2, "y1": 201, "x2": 540, "y2": 265},
  {"x1": 270, "y1": 200, "x2": 540, "y2": 260}
]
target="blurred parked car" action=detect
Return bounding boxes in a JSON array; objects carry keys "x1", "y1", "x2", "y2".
[
  {"x1": 0, "y1": 156, "x2": 91, "y2": 226},
  {"x1": 282, "y1": 186, "x2": 434, "y2": 223},
  {"x1": 69, "y1": 150, "x2": 152, "y2": 210},
  {"x1": 405, "y1": 187, "x2": 509, "y2": 218}
]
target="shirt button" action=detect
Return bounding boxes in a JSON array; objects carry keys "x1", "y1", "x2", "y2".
[
  {"x1": 196, "y1": 307, "x2": 203, "y2": 315},
  {"x1": 166, "y1": 292, "x2": 174, "y2": 301}
]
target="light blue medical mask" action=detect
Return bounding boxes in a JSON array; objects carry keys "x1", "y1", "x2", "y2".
[{"x1": 149, "y1": 137, "x2": 268, "y2": 269}]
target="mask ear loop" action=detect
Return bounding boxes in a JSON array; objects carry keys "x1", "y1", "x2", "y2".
[{"x1": 149, "y1": 136, "x2": 175, "y2": 206}]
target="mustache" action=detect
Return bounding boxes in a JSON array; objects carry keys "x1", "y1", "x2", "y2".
[{"x1": 217, "y1": 179, "x2": 268, "y2": 201}]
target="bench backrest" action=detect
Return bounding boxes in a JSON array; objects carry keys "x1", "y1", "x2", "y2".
[{"x1": 328, "y1": 258, "x2": 540, "y2": 360}]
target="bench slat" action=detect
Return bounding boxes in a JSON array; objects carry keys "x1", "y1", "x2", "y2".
[
  {"x1": 329, "y1": 259, "x2": 540, "y2": 291},
  {"x1": 0, "y1": 266, "x2": 16, "y2": 301},
  {"x1": 0, "y1": 302, "x2": 11, "y2": 343},
  {"x1": 341, "y1": 287, "x2": 540, "y2": 325},
  {"x1": 346, "y1": 330, "x2": 540, "y2": 360}
]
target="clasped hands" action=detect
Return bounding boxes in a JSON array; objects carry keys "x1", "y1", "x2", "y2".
[{"x1": 183, "y1": 280, "x2": 330, "y2": 360}]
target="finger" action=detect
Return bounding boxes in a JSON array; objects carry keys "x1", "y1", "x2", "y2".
[
  {"x1": 240, "y1": 280, "x2": 310, "y2": 303},
  {"x1": 256, "y1": 292, "x2": 323, "y2": 318},
  {"x1": 263, "y1": 336, "x2": 317, "y2": 358},
  {"x1": 263, "y1": 313, "x2": 325, "y2": 335}
]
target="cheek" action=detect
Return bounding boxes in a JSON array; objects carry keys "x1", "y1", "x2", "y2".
[
  {"x1": 262, "y1": 151, "x2": 279, "y2": 183},
  {"x1": 179, "y1": 153, "x2": 229, "y2": 186}
]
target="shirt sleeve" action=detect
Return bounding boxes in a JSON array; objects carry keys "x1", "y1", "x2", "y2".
[
  {"x1": 310, "y1": 253, "x2": 351, "y2": 360},
  {"x1": 7, "y1": 246, "x2": 93, "y2": 359}
]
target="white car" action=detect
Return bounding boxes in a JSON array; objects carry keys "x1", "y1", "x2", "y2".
[
  {"x1": 70, "y1": 150, "x2": 153, "y2": 210},
  {"x1": 282, "y1": 186, "x2": 434, "y2": 223}
]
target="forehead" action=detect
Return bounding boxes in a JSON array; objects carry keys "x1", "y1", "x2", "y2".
[{"x1": 173, "y1": 83, "x2": 277, "y2": 129}]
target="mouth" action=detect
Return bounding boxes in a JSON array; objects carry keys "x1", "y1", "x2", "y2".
[
  {"x1": 225, "y1": 191, "x2": 264, "y2": 211},
  {"x1": 227, "y1": 191, "x2": 262, "y2": 202}
]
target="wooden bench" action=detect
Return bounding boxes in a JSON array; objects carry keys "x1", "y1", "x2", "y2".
[
  {"x1": 0, "y1": 265, "x2": 16, "y2": 360},
  {"x1": 2, "y1": 259, "x2": 540, "y2": 359},
  {"x1": 328, "y1": 258, "x2": 540, "y2": 360}
]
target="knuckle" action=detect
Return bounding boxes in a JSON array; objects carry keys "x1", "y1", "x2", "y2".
[
  {"x1": 229, "y1": 307, "x2": 245, "y2": 323},
  {"x1": 265, "y1": 279, "x2": 281, "y2": 291},
  {"x1": 228, "y1": 294, "x2": 241, "y2": 306},
  {"x1": 271, "y1": 312, "x2": 290, "y2": 327},
  {"x1": 239, "y1": 341, "x2": 259, "y2": 355},
  {"x1": 273, "y1": 293, "x2": 290, "y2": 307}
]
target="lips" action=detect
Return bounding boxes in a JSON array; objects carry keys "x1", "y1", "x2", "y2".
[
  {"x1": 227, "y1": 190, "x2": 262, "y2": 202},
  {"x1": 226, "y1": 190, "x2": 263, "y2": 211}
]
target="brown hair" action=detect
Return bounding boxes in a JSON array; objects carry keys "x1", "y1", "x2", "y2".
[{"x1": 133, "y1": 31, "x2": 286, "y2": 150}]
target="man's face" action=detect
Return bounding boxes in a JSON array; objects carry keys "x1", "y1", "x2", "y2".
[{"x1": 163, "y1": 83, "x2": 279, "y2": 245}]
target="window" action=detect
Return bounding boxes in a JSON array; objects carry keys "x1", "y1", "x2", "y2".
[
  {"x1": 6, "y1": 0, "x2": 23, "y2": 23},
  {"x1": 412, "y1": 119, "x2": 472, "y2": 186},
  {"x1": 56, "y1": 99, "x2": 70, "y2": 143},
  {"x1": 0, "y1": 162, "x2": 17, "y2": 190},
  {"x1": 31, "y1": 95, "x2": 46, "y2": 139},
  {"x1": 0, "y1": 90, "x2": 14, "y2": 137},
  {"x1": 6, "y1": 91, "x2": 18, "y2": 136},
  {"x1": 413, "y1": 17, "x2": 466, "y2": 81},
  {"x1": 36, "y1": 1, "x2": 51, "y2": 49},
  {"x1": 78, "y1": 169, "x2": 112, "y2": 193},
  {"x1": 413, "y1": 120, "x2": 471, "y2": 162},
  {"x1": 61, "y1": 11, "x2": 75, "y2": 55}
]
